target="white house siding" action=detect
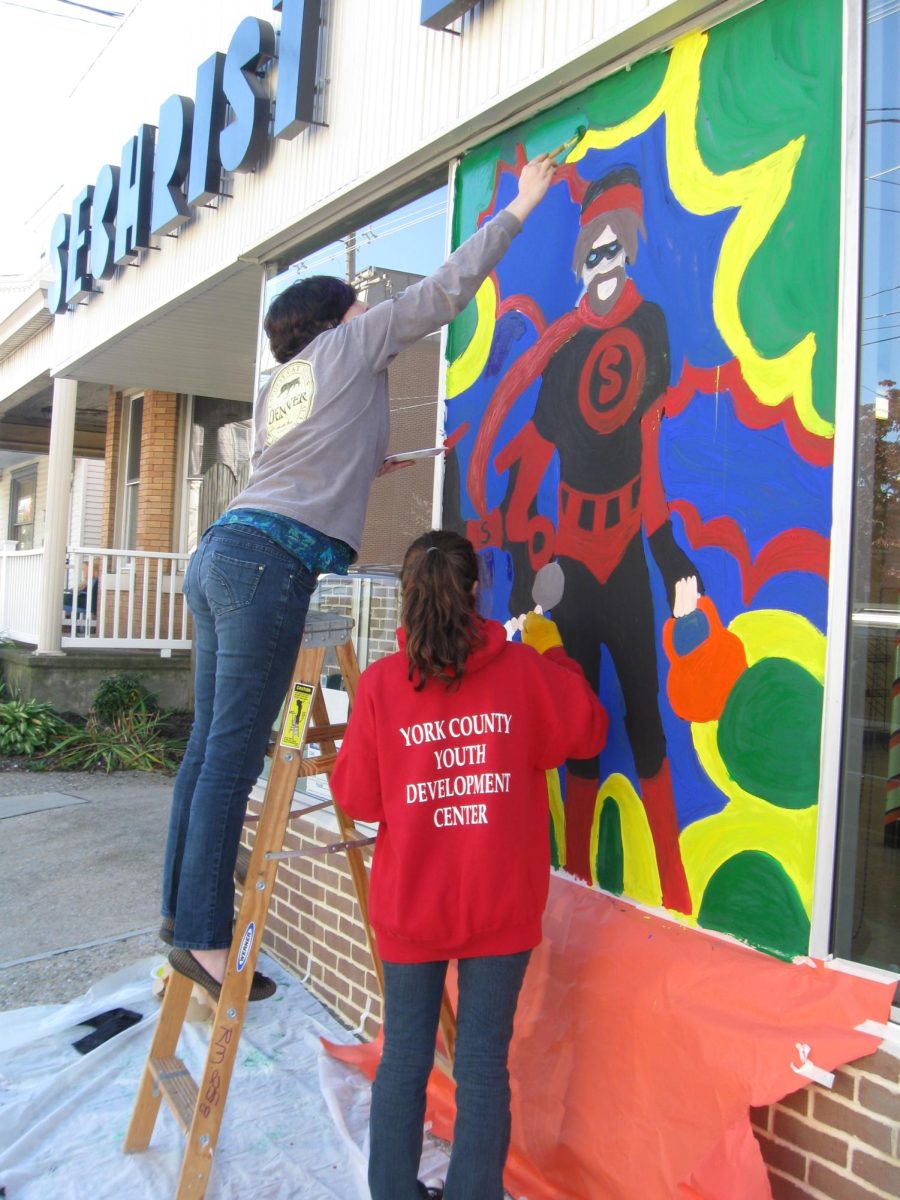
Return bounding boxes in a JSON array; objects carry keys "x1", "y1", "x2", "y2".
[{"x1": 68, "y1": 458, "x2": 105, "y2": 548}]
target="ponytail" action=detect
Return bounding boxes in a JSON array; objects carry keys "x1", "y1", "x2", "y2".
[{"x1": 400, "y1": 530, "x2": 482, "y2": 691}]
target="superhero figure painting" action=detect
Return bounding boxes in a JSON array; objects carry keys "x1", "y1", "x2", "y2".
[
  {"x1": 472, "y1": 167, "x2": 698, "y2": 911},
  {"x1": 442, "y1": 22, "x2": 841, "y2": 953}
]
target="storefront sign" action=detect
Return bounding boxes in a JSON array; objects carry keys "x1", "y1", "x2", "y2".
[{"x1": 48, "y1": 0, "x2": 322, "y2": 315}]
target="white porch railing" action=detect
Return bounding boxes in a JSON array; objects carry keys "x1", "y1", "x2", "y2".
[
  {"x1": 62, "y1": 548, "x2": 192, "y2": 651},
  {"x1": 0, "y1": 548, "x2": 397, "y2": 660},
  {"x1": 0, "y1": 547, "x2": 44, "y2": 644}
]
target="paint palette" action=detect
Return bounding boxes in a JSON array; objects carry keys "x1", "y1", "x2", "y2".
[{"x1": 382, "y1": 446, "x2": 445, "y2": 464}]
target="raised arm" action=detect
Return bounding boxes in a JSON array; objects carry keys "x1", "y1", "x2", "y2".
[{"x1": 350, "y1": 155, "x2": 556, "y2": 373}]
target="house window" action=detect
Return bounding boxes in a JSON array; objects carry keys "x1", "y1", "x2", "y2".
[
  {"x1": 122, "y1": 395, "x2": 143, "y2": 550},
  {"x1": 261, "y1": 180, "x2": 449, "y2": 567},
  {"x1": 8, "y1": 467, "x2": 37, "y2": 550},
  {"x1": 832, "y1": 1, "x2": 900, "y2": 994},
  {"x1": 184, "y1": 396, "x2": 253, "y2": 552}
]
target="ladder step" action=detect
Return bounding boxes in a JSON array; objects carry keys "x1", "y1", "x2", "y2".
[
  {"x1": 296, "y1": 752, "x2": 337, "y2": 778},
  {"x1": 307, "y1": 722, "x2": 347, "y2": 742},
  {"x1": 265, "y1": 835, "x2": 376, "y2": 863},
  {"x1": 150, "y1": 1055, "x2": 198, "y2": 1133},
  {"x1": 244, "y1": 797, "x2": 333, "y2": 825},
  {"x1": 264, "y1": 724, "x2": 346, "y2": 759}
]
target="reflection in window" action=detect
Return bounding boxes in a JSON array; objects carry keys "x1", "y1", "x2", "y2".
[
  {"x1": 8, "y1": 467, "x2": 36, "y2": 550},
  {"x1": 185, "y1": 396, "x2": 253, "y2": 551},
  {"x1": 833, "y1": 1, "x2": 900, "y2": 986},
  {"x1": 123, "y1": 396, "x2": 143, "y2": 551},
  {"x1": 260, "y1": 186, "x2": 449, "y2": 566}
]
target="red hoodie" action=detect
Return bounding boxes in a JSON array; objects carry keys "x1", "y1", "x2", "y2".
[{"x1": 330, "y1": 618, "x2": 607, "y2": 963}]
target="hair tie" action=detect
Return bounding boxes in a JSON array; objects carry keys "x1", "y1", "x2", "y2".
[{"x1": 425, "y1": 546, "x2": 439, "y2": 554}]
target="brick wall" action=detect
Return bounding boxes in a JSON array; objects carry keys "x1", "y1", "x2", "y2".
[
  {"x1": 100, "y1": 389, "x2": 122, "y2": 547},
  {"x1": 136, "y1": 390, "x2": 179, "y2": 552},
  {"x1": 243, "y1": 806, "x2": 383, "y2": 1039},
  {"x1": 314, "y1": 576, "x2": 400, "y2": 670},
  {"x1": 754, "y1": 1048, "x2": 900, "y2": 1200}
]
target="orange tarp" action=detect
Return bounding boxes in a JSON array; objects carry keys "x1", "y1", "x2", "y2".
[{"x1": 324, "y1": 877, "x2": 896, "y2": 1199}]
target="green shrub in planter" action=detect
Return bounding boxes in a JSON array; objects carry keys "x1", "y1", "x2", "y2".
[
  {"x1": 0, "y1": 698, "x2": 68, "y2": 756},
  {"x1": 92, "y1": 674, "x2": 159, "y2": 725},
  {"x1": 47, "y1": 709, "x2": 186, "y2": 774}
]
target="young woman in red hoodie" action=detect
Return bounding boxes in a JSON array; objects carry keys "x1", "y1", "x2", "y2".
[{"x1": 330, "y1": 529, "x2": 607, "y2": 1200}]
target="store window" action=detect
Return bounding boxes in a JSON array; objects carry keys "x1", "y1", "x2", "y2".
[
  {"x1": 8, "y1": 466, "x2": 37, "y2": 550},
  {"x1": 833, "y1": 0, "x2": 900, "y2": 992},
  {"x1": 122, "y1": 395, "x2": 143, "y2": 551},
  {"x1": 184, "y1": 396, "x2": 253, "y2": 552},
  {"x1": 261, "y1": 182, "x2": 449, "y2": 566}
]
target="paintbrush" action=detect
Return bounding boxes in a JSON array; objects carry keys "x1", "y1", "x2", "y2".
[{"x1": 548, "y1": 124, "x2": 587, "y2": 161}]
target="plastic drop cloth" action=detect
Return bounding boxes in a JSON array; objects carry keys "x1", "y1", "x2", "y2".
[
  {"x1": 323, "y1": 877, "x2": 898, "y2": 1200},
  {"x1": 0, "y1": 953, "x2": 372, "y2": 1199}
]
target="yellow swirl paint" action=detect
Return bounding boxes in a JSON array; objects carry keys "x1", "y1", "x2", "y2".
[
  {"x1": 568, "y1": 31, "x2": 828, "y2": 438},
  {"x1": 589, "y1": 773, "x2": 665, "y2": 908},
  {"x1": 547, "y1": 767, "x2": 566, "y2": 867},
  {"x1": 446, "y1": 276, "x2": 499, "y2": 399}
]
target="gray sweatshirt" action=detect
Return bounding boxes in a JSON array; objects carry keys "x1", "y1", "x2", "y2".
[{"x1": 229, "y1": 209, "x2": 522, "y2": 555}]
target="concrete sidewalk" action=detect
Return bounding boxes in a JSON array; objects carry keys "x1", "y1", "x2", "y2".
[{"x1": 0, "y1": 769, "x2": 173, "y2": 1011}]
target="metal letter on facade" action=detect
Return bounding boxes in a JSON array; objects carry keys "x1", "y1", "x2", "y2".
[
  {"x1": 220, "y1": 17, "x2": 277, "y2": 174},
  {"x1": 64, "y1": 185, "x2": 95, "y2": 305},
  {"x1": 272, "y1": 0, "x2": 322, "y2": 140},
  {"x1": 151, "y1": 94, "x2": 194, "y2": 237},
  {"x1": 114, "y1": 124, "x2": 156, "y2": 267}
]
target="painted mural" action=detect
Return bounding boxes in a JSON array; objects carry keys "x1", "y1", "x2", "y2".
[{"x1": 442, "y1": 0, "x2": 842, "y2": 958}]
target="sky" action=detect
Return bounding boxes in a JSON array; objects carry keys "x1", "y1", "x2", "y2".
[{"x1": 0, "y1": 0, "x2": 140, "y2": 279}]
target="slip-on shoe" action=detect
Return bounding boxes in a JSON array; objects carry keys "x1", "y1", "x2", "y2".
[{"x1": 168, "y1": 947, "x2": 277, "y2": 1002}]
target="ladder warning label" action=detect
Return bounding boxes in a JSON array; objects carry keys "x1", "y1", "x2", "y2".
[{"x1": 281, "y1": 682, "x2": 315, "y2": 748}]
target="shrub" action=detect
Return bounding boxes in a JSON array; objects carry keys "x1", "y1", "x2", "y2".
[
  {"x1": 45, "y1": 709, "x2": 186, "y2": 774},
  {"x1": 0, "y1": 698, "x2": 69, "y2": 757},
  {"x1": 92, "y1": 674, "x2": 159, "y2": 725}
]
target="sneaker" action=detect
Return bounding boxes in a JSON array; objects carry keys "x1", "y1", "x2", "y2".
[{"x1": 168, "y1": 947, "x2": 276, "y2": 1002}]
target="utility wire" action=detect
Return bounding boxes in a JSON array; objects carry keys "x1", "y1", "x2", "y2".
[
  {"x1": 867, "y1": 0, "x2": 900, "y2": 22},
  {"x1": 54, "y1": 0, "x2": 123, "y2": 15},
  {"x1": 0, "y1": 0, "x2": 118, "y2": 25},
  {"x1": 864, "y1": 282, "x2": 900, "y2": 300}
]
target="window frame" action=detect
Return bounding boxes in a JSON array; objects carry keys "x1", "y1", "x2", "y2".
[
  {"x1": 118, "y1": 392, "x2": 144, "y2": 552},
  {"x1": 7, "y1": 464, "x2": 38, "y2": 550},
  {"x1": 817, "y1": 1, "x2": 899, "y2": 1019}
]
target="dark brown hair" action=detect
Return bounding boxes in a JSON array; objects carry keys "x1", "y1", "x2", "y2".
[
  {"x1": 401, "y1": 530, "x2": 483, "y2": 691},
  {"x1": 264, "y1": 276, "x2": 357, "y2": 364}
]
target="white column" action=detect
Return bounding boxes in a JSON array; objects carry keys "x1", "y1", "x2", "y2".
[{"x1": 36, "y1": 377, "x2": 77, "y2": 654}]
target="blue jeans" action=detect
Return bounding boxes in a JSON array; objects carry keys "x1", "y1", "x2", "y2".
[
  {"x1": 369, "y1": 952, "x2": 531, "y2": 1200},
  {"x1": 161, "y1": 524, "x2": 317, "y2": 949}
]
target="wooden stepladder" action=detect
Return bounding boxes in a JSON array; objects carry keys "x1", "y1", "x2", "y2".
[{"x1": 124, "y1": 609, "x2": 456, "y2": 1198}]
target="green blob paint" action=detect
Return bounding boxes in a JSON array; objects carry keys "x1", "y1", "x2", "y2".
[
  {"x1": 695, "y1": 0, "x2": 841, "y2": 425},
  {"x1": 595, "y1": 796, "x2": 625, "y2": 894},
  {"x1": 698, "y1": 850, "x2": 810, "y2": 960},
  {"x1": 549, "y1": 811, "x2": 561, "y2": 870},
  {"x1": 717, "y1": 657, "x2": 822, "y2": 808}
]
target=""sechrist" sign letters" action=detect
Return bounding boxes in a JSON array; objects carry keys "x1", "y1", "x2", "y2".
[{"x1": 48, "y1": 0, "x2": 322, "y2": 315}]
